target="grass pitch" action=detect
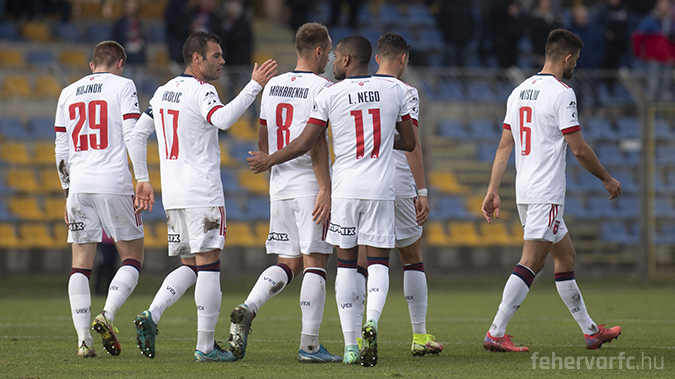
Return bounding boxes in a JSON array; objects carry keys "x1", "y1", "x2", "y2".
[{"x1": 0, "y1": 274, "x2": 673, "y2": 378}]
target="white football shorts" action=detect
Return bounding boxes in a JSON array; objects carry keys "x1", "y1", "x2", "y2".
[
  {"x1": 395, "y1": 196, "x2": 423, "y2": 248},
  {"x1": 517, "y1": 203, "x2": 567, "y2": 244},
  {"x1": 266, "y1": 196, "x2": 333, "y2": 257},
  {"x1": 327, "y1": 198, "x2": 395, "y2": 249},
  {"x1": 166, "y1": 206, "x2": 226, "y2": 257},
  {"x1": 67, "y1": 193, "x2": 144, "y2": 244}
]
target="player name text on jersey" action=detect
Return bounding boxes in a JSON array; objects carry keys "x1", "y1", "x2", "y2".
[{"x1": 348, "y1": 90, "x2": 380, "y2": 104}]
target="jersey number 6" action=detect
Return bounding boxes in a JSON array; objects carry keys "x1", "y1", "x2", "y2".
[{"x1": 519, "y1": 106, "x2": 532, "y2": 156}]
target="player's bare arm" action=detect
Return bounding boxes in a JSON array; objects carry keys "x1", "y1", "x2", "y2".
[
  {"x1": 393, "y1": 118, "x2": 416, "y2": 152},
  {"x1": 251, "y1": 59, "x2": 279, "y2": 87},
  {"x1": 247, "y1": 122, "x2": 325, "y2": 173},
  {"x1": 482, "y1": 129, "x2": 515, "y2": 223},
  {"x1": 310, "y1": 128, "x2": 331, "y2": 225},
  {"x1": 564, "y1": 130, "x2": 621, "y2": 199},
  {"x1": 405, "y1": 124, "x2": 429, "y2": 225},
  {"x1": 258, "y1": 122, "x2": 269, "y2": 155}
]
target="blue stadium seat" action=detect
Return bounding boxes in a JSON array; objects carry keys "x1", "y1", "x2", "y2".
[
  {"x1": 564, "y1": 196, "x2": 586, "y2": 217},
  {"x1": 26, "y1": 50, "x2": 56, "y2": 66},
  {"x1": 438, "y1": 79, "x2": 465, "y2": 101},
  {"x1": 437, "y1": 118, "x2": 468, "y2": 139},
  {"x1": 595, "y1": 144, "x2": 624, "y2": 165},
  {"x1": 583, "y1": 117, "x2": 614, "y2": 140},
  {"x1": 140, "y1": 195, "x2": 166, "y2": 222},
  {"x1": 0, "y1": 22, "x2": 18, "y2": 41},
  {"x1": 360, "y1": 28, "x2": 381, "y2": 47},
  {"x1": 54, "y1": 23, "x2": 82, "y2": 42},
  {"x1": 139, "y1": 78, "x2": 159, "y2": 96},
  {"x1": 517, "y1": 37, "x2": 533, "y2": 53},
  {"x1": 612, "y1": 171, "x2": 638, "y2": 193},
  {"x1": 494, "y1": 81, "x2": 512, "y2": 103},
  {"x1": 28, "y1": 117, "x2": 56, "y2": 140},
  {"x1": 379, "y1": 3, "x2": 404, "y2": 25},
  {"x1": 477, "y1": 143, "x2": 514, "y2": 165},
  {"x1": 407, "y1": 4, "x2": 435, "y2": 26},
  {"x1": 429, "y1": 196, "x2": 473, "y2": 221},
  {"x1": 87, "y1": 24, "x2": 113, "y2": 43},
  {"x1": 654, "y1": 119, "x2": 674, "y2": 140},
  {"x1": 466, "y1": 81, "x2": 496, "y2": 103},
  {"x1": 576, "y1": 170, "x2": 606, "y2": 192},
  {"x1": 225, "y1": 197, "x2": 246, "y2": 221},
  {"x1": 597, "y1": 82, "x2": 634, "y2": 106},
  {"x1": 656, "y1": 146, "x2": 675, "y2": 166},
  {"x1": 415, "y1": 29, "x2": 444, "y2": 51},
  {"x1": 329, "y1": 26, "x2": 354, "y2": 47},
  {"x1": 309, "y1": 1, "x2": 331, "y2": 25},
  {"x1": 0, "y1": 198, "x2": 18, "y2": 221},
  {"x1": 616, "y1": 117, "x2": 640, "y2": 139},
  {"x1": 654, "y1": 196, "x2": 675, "y2": 217},
  {"x1": 220, "y1": 169, "x2": 241, "y2": 193},
  {"x1": 616, "y1": 196, "x2": 639, "y2": 218},
  {"x1": 229, "y1": 141, "x2": 257, "y2": 163},
  {"x1": 586, "y1": 195, "x2": 617, "y2": 218},
  {"x1": 601, "y1": 222, "x2": 639, "y2": 244},
  {"x1": 0, "y1": 117, "x2": 30, "y2": 139},
  {"x1": 148, "y1": 24, "x2": 167, "y2": 43},
  {"x1": 655, "y1": 223, "x2": 675, "y2": 244},
  {"x1": 468, "y1": 119, "x2": 500, "y2": 140},
  {"x1": 247, "y1": 196, "x2": 270, "y2": 220}
]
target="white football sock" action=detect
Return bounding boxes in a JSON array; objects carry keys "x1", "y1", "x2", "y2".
[
  {"x1": 354, "y1": 266, "x2": 367, "y2": 327},
  {"x1": 403, "y1": 265, "x2": 428, "y2": 335},
  {"x1": 366, "y1": 264, "x2": 389, "y2": 323},
  {"x1": 245, "y1": 264, "x2": 293, "y2": 316},
  {"x1": 299, "y1": 268, "x2": 326, "y2": 354},
  {"x1": 103, "y1": 262, "x2": 140, "y2": 323},
  {"x1": 555, "y1": 274, "x2": 598, "y2": 335},
  {"x1": 69, "y1": 271, "x2": 93, "y2": 346},
  {"x1": 195, "y1": 270, "x2": 221, "y2": 354},
  {"x1": 335, "y1": 266, "x2": 358, "y2": 346},
  {"x1": 149, "y1": 265, "x2": 197, "y2": 324},
  {"x1": 489, "y1": 265, "x2": 535, "y2": 337}
]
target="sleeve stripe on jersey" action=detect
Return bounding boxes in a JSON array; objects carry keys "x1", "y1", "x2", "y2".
[
  {"x1": 260, "y1": 119, "x2": 267, "y2": 126},
  {"x1": 503, "y1": 123, "x2": 511, "y2": 130},
  {"x1": 123, "y1": 113, "x2": 141, "y2": 120},
  {"x1": 308, "y1": 118, "x2": 327, "y2": 127},
  {"x1": 562, "y1": 125, "x2": 581, "y2": 134},
  {"x1": 401, "y1": 114, "x2": 412, "y2": 122},
  {"x1": 412, "y1": 118, "x2": 419, "y2": 127},
  {"x1": 207, "y1": 105, "x2": 224, "y2": 125},
  {"x1": 55, "y1": 126, "x2": 66, "y2": 132}
]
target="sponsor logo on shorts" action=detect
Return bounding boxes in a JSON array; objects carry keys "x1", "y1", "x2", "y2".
[
  {"x1": 69, "y1": 222, "x2": 85, "y2": 231},
  {"x1": 267, "y1": 232, "x2": 289, "y2": 241},
  {"x1": 300, "y1": 301, "x2": 310, "y2": 306},
  {"x1": 339, "y1": 302, "x2": 352, "y2": 309},
  {"x1": 168, "y1": 234, "x2": 181, "y2": 243},
  {"x1": 329, "y1": 222, "x2": 356, "y2": 236}
]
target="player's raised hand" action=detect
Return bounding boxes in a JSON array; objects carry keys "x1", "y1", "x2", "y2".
[
  {"x1": 603, "y1": 177, "x2": 621, "y2": 200},
  {"x1": 312, "y1": 189, "x2": 331, "y2": 225},
  {"x1": 415, "y1": 195, "x2": 430, "y2": 226},
  {"x1": 251, "y1": 59, "x2": 278, "y2": 87},
  {"x1": 247, "y1": 151, "x2": 272, "y2": 173},
  {"x1": 134, "y1": 182, "x2": 155, "y2": 213},
  {"x1": 481, "y1": 192, "x2": 501, "y2": 224}
]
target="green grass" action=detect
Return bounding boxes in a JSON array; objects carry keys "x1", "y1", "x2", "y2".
[{"x1": 1, "y1": 275, "x2": 673, "y2": 378}]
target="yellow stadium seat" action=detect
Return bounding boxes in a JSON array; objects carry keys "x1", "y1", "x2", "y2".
[
  {"x1": 480, "y1": 222, "x2": 515, "y2": 246},
  {"x1": 511, "y1": 222, "x2": 524, "y2": 242},
  {"x1": 0, "y1": 50, "x2": 25, "y2": 67},
  {"x1": 2, "y1": 75, "x2": 32, "y2": 98},
  {"x1": 238, "y1": 169, "x2": 269, "y2": 195},
  {"x1": 227, "y1": 118, "x2": 259, "y2": 141},
  {"x1": 139, "y1": 1, "x2": 167, "y2": 19},
  {"x1": 144, "y1": 223, "x2": 167, "y2": 249},
  {"x1": 225, "y1": 222, "x2": 259, "y2": 247},
  {"x1": 0, "y1": 143, "x2": 32, "y2": 164},
  {"x1": 448, "y1": 221, "x2": 486, "y2": 247},
  {"x1": 76, "y1": 1, "x2": 103, "y2": 19},
  {"x1": 466, "y1": 195, "x2": 486, "y2": 218},
  {"x1": 44, "y1": 197, "x2": 66, "y2": 221},
  {"x1": 254, "y1": 221, "x2": 270, "y2": 240},
  {"x1": 7, "y1": 169, "x2": 40, "y2": 193},
  {"x1": 20, "y1": 21, "x2": 51, "y2": 42},
  {"x1": 149, "y1": 169, "x2": 162, "y2": 192},
  {"x1": 59, "y1": 50, "x2": 88, "y2": 68},
  {"x1": 34, "y1": 75, "x2": 62, "y2": 98},
  {"x1": 153, "y1": 49, "x2": 169, "y2": 66},
  {"x1": 9, "y1": 197, "x2": 44, "y2": 220},
  {"x1": 40, "y1": 168, "x2": 64, "y2": 194},
  {"x1": 33, "y1": 142, "x2": 57, "y2": 165},
  {"x1": 0, "y1": 223, "x2": 20, "y2": 248},
  {"x1": 19, "y1": 223, "x2": 56, "y2": 248},
  {"x1": 219, "y1": 141, "x2": 237, "y2": 167},
  {"x1": 52, "y1": 222, "x2": 69, "y2": 247},
  {"x1": 425, "y1": 221, "x2": 451, "y2": 246},
  {"x1": 429, "y1": 171, "x2": 469, "y2": 194},
  {"x1": 147, "y1": 142, "x2": 161, "y2": 165}
]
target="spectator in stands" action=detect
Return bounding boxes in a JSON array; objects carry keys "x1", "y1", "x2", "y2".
[
  {"x1": 165, "y1": 0, "x2": 194, "y2": 63},
  {"x1": 437, "y1": 0, "x2": 476, "y2": 67},
  {"x1": 113, "y1": 0, "x2": 146, "y2": 64},
  {"x1": 189, "y1": 0, "x2": 226, "y2": 40},
  {"x1": 489, "y1": 0, "x2": 525, "y2": 68},
  {"x1": 595, "y1": 0, "x2": 630, "y2": 70},
  {"x1": 286, "y1": 0, "x2": 312, "y2": 32},
  {"x1": 222, "y1": 0, "x2": 252, "y2": 66},
  {"x1": 528, "y1": 0, "x2": 562, "y2": 67},
  {"x1": 329, "y1": 0, "x2": 360, "y2": 29},
  {"x1": 569, "y1": 5, "x2": 603, "y2": 69},
  {"x1": 632, "y1": 0, "x2": 675, "y2": 102}
]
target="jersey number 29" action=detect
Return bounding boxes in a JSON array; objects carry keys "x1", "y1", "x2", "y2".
[{"x1": 69, "y1": 100, "x2": 108, "y2": 151}]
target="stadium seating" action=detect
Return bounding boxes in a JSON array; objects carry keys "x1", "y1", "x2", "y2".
[
  {"x1": 28, "y1": 117, "x2": 57, "y2": 139},
  {"x1": 225, "y1": 221, "x2": 259, "y2": 247},
  {"x1": 221, "y1": 169, "x2": 241, "y2": 193},
  {"x1": 59, "y1": 50, "x2": 88, "y2": 67},
  {"x1": 34, "y1": 143, "x2": 59, "y2": 165},
  {"x1": 0, "y1": 223, "x2": 20, "y2": 248},
  {"x1": 0, "y1": 142, "x2": 32, "y2": 164},
  {"x1": 18, "y1": 223, "x2": 57, "y2": 248},
  {"x1": 26, "y1": 51, "x2": 56, "y2": 66},
  {"x1": 40, "y1": 168, "x2": 63, "y2": 193},
  {"x1": 1, "y1": 75, "x2": 32, "y2": 98},
  {"x1": 6, "y1": 168, "x2": 40, "y2": 193},
  {"x1": 601, "y1": 222, "x2": 639, "y2": 244},
  {"x1": 428, "y1": 171, "x2": 469, "y2": 194},
  {"x1": 437, "y1": 118, "x2": 468, "y2": 139},
  {"x1": 9, "y1": 197, "x2": 44, "y2": 220},
  {"x1": 0, "y1": 49, "x2": 24, "y2": 67},
  {"x1": 425, "y1": 221, "x2": 451, "y2": 246},
  {"x1": 34, "y1": 75, "x2": 62, "y2": 98},
  {"x1": 43, "y1": 197, "x2": 66, "y2": 221},
  {"x1": 238, "y1": 169, "x2": 269, "y2": 195},
  {"x1": 86, "y1": 23, "x2": 113, "y2": 43},
  {"x1": 54, "y1": 23, "x2": 82, "y2": 42},
  {"x1": 0, "y1": 118, "x2": 30, "y2": 140},
  {"x1": 447, "y1": 221, "x2": 484, "y2": 247},
  {"x1": 20, "y1": 21, "x2": 51, "y2": 42},
  {"x1": 0, "y1": 21, "x2": 19, "y2": 41}
]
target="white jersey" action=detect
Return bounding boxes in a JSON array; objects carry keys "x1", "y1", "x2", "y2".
[
  {"x1": 503, "y1": 73, "x2": 580, "y2": 205},
  {"x1": 54, "y1": 72, "x2": 140, "y2": 195},
  {"x1": 260, "y1": 71, "x2": 332, "y2": 201},
  {"x1": 148, "y1": 74, "x2": 228, "y2": 209},
  {"x1": 309, "y1": 75, "x2": 411, "y2": 200}
]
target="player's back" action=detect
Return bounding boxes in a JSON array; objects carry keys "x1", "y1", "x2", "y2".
[
  {"x1": 149, "y1": 74, "x2": 224, "y2": 209},
  {"x1": 261, "y1": 71, "x2": 332, "y2": 200},
  {"x1": 505, "y1": 74, "x2": 580, "y2": 204},
  {"x1": 56, "y1": 73, "x2": 139, "y2": 195},
  {"x1": 318, "y1": 75, "x2": 408, "y2": 200}
]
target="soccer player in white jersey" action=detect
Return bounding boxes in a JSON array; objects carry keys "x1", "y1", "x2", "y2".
[
  {"x1": 481, "y1": 29, "x2": 622, "y2": 352},
  {"x1": 353, "y1": 32, "x2": 443, "y2": 357},
  {"x1": 54, "y1": 41, "x2": 153, "y2": 358},
  {"x1": 126, "y1": 31, "x2": 277, "y2": 362},
  {"x1": 226, "y1": 23, "x2": 341, "y2": 363},
  {"x1": 247, "y1": 35, "x2": 417, "y2": 367}
]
